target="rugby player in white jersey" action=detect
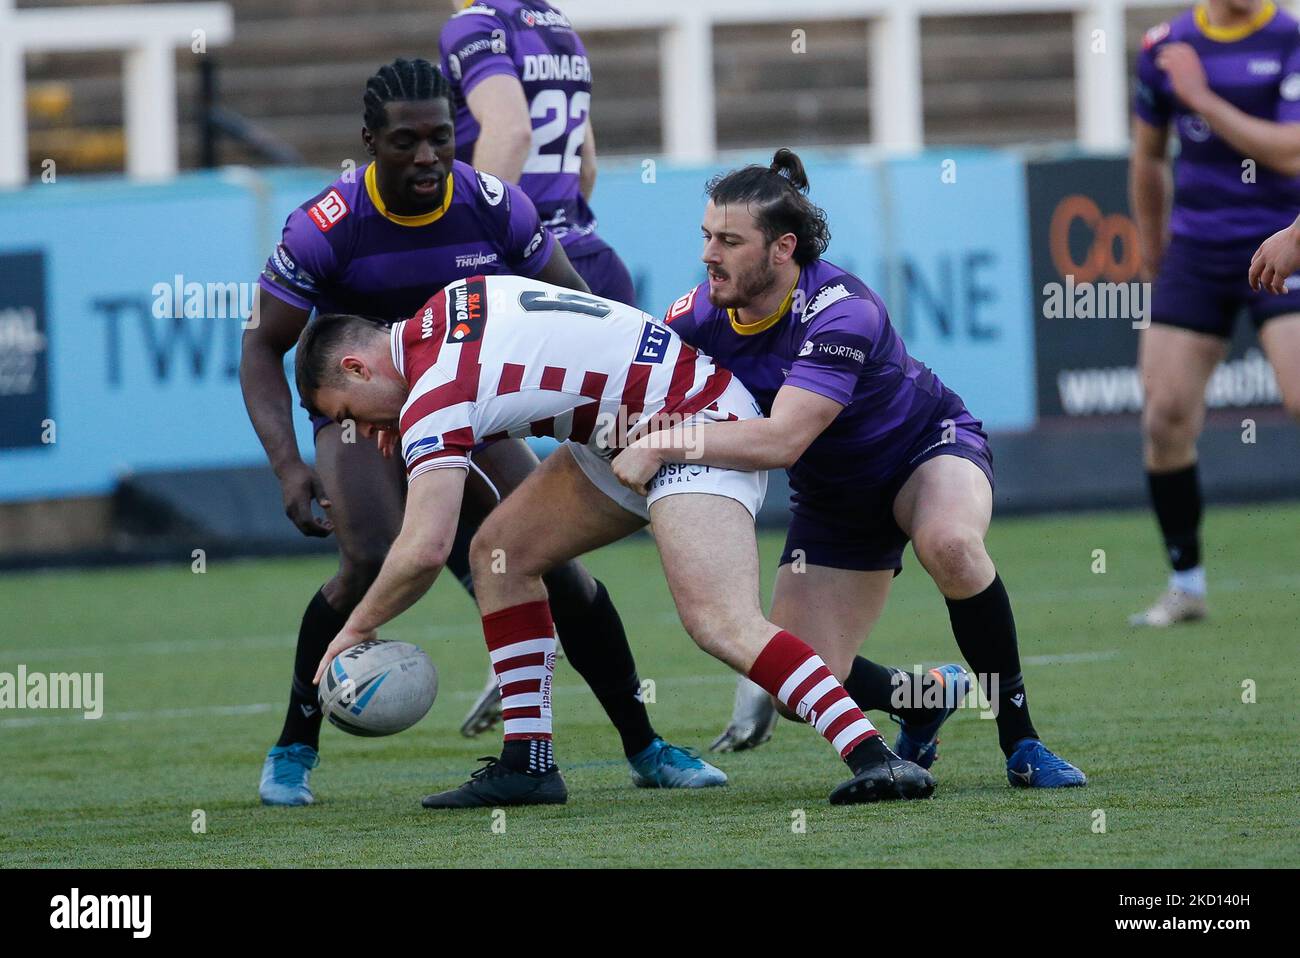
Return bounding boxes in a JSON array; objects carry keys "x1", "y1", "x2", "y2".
[{"x1": 300, "y1": 274, "x2": 935, "y2": 806}]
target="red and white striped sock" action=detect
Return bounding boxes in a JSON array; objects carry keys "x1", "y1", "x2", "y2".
[
  {"x1": 483, "y1": 600, "x2": 557, "y2": 748},
  {"x1": 748, "y1": 630, "x2": 880, "y2": 761}
]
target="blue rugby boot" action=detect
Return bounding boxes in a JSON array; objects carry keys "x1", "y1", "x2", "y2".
[
  {"x1": 259, "y1": 743, "x2": 319, "y2": 806},
  {"x1": 1006, "y1": 738, "x2": 1087, "y2": 788},
  {"x1": 892, "y1": 663, "x2": 972, "y2": 769},
  {"x1": 629, "y1": 738, "x2": 727, "y2": 789}
]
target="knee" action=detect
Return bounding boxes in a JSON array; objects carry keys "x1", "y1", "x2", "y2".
[
  {"x1": 913, "y1": 525, "x2": 989, "y2": 592},
  {"x1": 1142, "y1": 394, "x2": 1198, "y2": 444},
  {"x1": 469, "y1": 518, "x2": 543, "y2": 581},
  {"x1": 330, "y1": 548, "x2": 387, "y2": 608},
  {"x1": 676, "y1": 608, "x2": 742, "y2": 664}
]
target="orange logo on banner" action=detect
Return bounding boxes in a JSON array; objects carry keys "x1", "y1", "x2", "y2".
[{"x1": 1048, "y1": 195, "x2": 1139, "y2": 283}]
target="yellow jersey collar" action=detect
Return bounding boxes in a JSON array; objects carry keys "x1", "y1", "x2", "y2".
[
  {"x1": 1195, "y1": 1, "x2": 1275, "y2": 42},
  {"x1": 728, "y1": 271, "x2": 801, "y2": 336},
  {"x1": 365, "y1": 163, "x2": 454, "y2": 227}
]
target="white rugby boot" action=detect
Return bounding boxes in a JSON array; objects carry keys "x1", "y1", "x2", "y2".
[
  {"x1": 1128, "y1": 586, "x2": 1208, "y2": 627},
  {"x1": 709, "y1": 676, "x2": 779, "y2": 752}
]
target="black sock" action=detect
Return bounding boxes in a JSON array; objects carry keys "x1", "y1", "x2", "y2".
[
  {"x1": 1147, "y1": 464, "x2": 1203, "y2": 572},
  {"x1": 945, "y1": 575, "x2": 1038, "y2": 757},
  {"x1": 843, "y1": 656, "x2": 946, "y2": 724},
  {"x1": 501, "y1": 739, "x2": 555, "y2": 775},
  {"x1": 546, "y1": 575, "x2": 656, "y2": 758},
  {"x1": 844, "y1": 733, "x2": 893, "y2": 774},
  {"x1": 275, "y1": 588, "x2": 349, "y2": 750}
]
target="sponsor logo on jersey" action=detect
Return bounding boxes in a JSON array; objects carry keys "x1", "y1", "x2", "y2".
[
  {"x1": 797, "y1": 339, "x2": 814, "y2": 357},
  {"x1": 420, "y1": 307, "x2": 435, "y2": 339},
  {"x1": 521, "y1": 54, "x2": 591, "y2": 83},
  {"x1": 447, "y1": 277, "x2": 487, "y2": 343},
  {"x1": 519, "y1": 8, "x2": 571, "y2": 29},
  {"x1": 447, "y1": 54, "x2": 462, "y2": 80},
  {"x1": 802, "y1": 282, "x2": 851, "y2": 322},
  {"x1": 1142, "y1": 22, "x2": 1170, "y2": 50},
  {"x1": 265, "y1": 244, "x2": 319, "y2": 295},
  {"x1": 1248, "y1": 59, "x2": 1281, "y2": 76},
  {"x1": 816, "y1": 342, "x2": 866, "y2": 363},
  {"x1": 522, "y1": 230, "x2": 544, "y2": 259},
  {"x1": 307, "y1": 189, "x2": 349, "y2": 232},
  {"x1": 1282, "y1": 73, "x2": 1300, "y2": 101},
  {"x1": 455, "y1": 250, "x2": 500, "y2": 269},
  {"x1": 634, "y1": 321, "x2": 671, "y2": 364},
  {"x1": 664, "y1": 287, "x2": 697, "y2": 323},
  {"x1": 476, "y1": 170, "x2": 506, "y2": 206},
  {"x1": 405, "y1": 434, "x2": 445, "y2": 467}
]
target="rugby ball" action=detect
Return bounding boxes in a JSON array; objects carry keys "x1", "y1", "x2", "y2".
[{"x1": 319, "y1": 639, "x2": 438, "y2": 736}]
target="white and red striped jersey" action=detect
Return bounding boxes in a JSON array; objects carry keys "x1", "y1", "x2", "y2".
[{"x1": 391, "y1": 275, "x2": 736, "y2": 481}]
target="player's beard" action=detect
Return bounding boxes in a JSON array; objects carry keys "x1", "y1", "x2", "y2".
[{"x1": 708, "y1": 255, "x2": 778, "y2": 310}]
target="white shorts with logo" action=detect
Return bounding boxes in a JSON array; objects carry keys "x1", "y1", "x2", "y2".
[{"x1": 565, "y1": 377, "x2": 769, "y2": 522}]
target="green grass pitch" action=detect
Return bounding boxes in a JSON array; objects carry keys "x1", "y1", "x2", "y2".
[{"x1": 2, "y1": 503, "x2": 1297, "y2": 868}]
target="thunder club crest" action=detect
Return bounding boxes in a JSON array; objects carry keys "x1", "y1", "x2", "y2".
[{"x1": 446, "y1": 277, "x2": 487, "y2": 343}]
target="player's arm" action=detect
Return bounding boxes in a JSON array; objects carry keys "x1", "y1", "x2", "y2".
[
  {"x1": 466, "y1": 74, "x2": 533, "y2": 183},
  {"x1": 1250, "y1": 213, "x2": 1300, "y2": 293},
  {"x1": 239, "y1": 288, "x2": 333, "y2": 536},
  {"x1": 533, "y1": 241, "x2": 590, "y2": 293},
  {"x1": 1158, "y1": 41, "x2": 1300, "y2": 176},
  {"x1": 1129, "y1": 117, "x2": 1171, "y2": 280},
  {"x1": 612, "y1": 385, "x2": 843, "y2": 493},
  {"x1": 579, "y1": 119, "x2": 597, "y2": 201},
  {"x1": 312, "y1": 467, "x2": 466, "y2": 682}
]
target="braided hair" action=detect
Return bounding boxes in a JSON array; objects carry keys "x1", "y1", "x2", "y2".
[
  {"x1": 363, "y1": 57, "x2": 451, "y2": 131},
  {"x1": 705, "y1": 148, "x2": 831, "y2": 266}
]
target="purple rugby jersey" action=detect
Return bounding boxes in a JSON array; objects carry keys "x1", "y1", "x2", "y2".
[
  {"x1": 1134, "y1": 1, "x2": 1300, "y2": 242},
  {"x1": 440, "y1": 0, "x2": 606, "y2": 258},
  {"x1": 664, "y1": 260, "x2": 975, "y2": 494},
  {"x1": 258, "y1": 159, "x2": 554, "y2": 321}
]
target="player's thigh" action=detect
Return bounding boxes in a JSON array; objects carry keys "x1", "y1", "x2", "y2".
[
  {"x1": 648, "y1": 493, "x2": 770, "y2": 670},
  {"x1": 1258, "y1": 313, "x2": 1300, "y2": 418},
  {"x1": 892, "y1": 453, "x2": 992, "y2": 543},
  {"x1": 1138, "y1": 323, "x2": 1227, "y2": 427},
  {"x1": 470, "y1": 444, "x2": 645, "y2": 581},
  {"x1": 769, "y1": 563, "x2": 893, "y2": 680},
  {"x1": 314, "y1": 425, "x2": 405, "y2": 570}
]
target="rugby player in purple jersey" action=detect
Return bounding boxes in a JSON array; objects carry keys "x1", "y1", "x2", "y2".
[
  {"x1": 440, "y1": 0, "x2": 635, "y2": 305},
  {"x1": 438, "y1": 0, "x2": 642, "y2": 734},
  {"x1": 612, "y1": 150, "x2": 1086, "y2": 788},
  {"x1": 1130, "y1": 0, "x2": 1300, "y2": 627},
  {"x1": 242, "y1": 58, "x2": 722, "y2": 806}
]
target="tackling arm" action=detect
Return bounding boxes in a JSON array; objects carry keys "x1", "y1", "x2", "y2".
[{"x1": 612, "y1": 385, "x2": 844, "y2": 494}]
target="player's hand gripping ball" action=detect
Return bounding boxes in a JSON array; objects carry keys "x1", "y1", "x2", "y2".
[{"x1": 318, "y1": 639, "x2": 438, "y2": 736}]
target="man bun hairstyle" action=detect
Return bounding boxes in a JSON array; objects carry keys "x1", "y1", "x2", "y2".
[
  {"x1": 363, "y1": 57, "x2": 451, "y2": 131},
  {"x1": 294, "y1": 313, "x2": 387, "y2": 415},
  {"x1": 705, "y1": 148, "x2": 831, "y2": 266}
]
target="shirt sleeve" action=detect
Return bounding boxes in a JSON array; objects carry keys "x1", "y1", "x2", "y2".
[
  {"x1": 401, "y1": 374, "x2": 476, "y2": 481},
  {"x1": 1276, "y1": 40, "x2": 1300, "y2": 123},
  {"x1": 662, "y1": 285, "x2": 706, "y2": 350},
  {"x1": 783, "y1": 300, "x2": 878, "y2": 407},
  {"x1": 476, "y1": 172, "x2": 556, "y2": 276},
  {"x1": 258, "y1": 206, "x2": 338, "y2": 312},
  {"x1": 1132, "y1": 30, "x2": 1173, "y2": 127},
  {"x1": 440, "y1": 10, "x2": 517, "y2": 98}
]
